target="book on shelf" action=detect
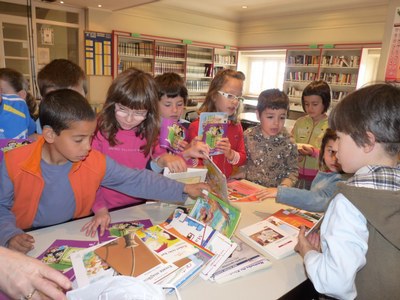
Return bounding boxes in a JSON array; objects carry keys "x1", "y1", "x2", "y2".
[
  {"x1": 97, "y1": 219, "x2": 153, "y2": 243},
  {"x1": 227, "y1": 179, "x2": 265, "y2": 202},
  {"x1": 211, "y1": 236, "x2": 272, "y2": 284},
  {"x1": 238, "y1": 208, "x2": 324, "y2": 260},
  {"x1": 198, "y1": 112, "x2": 228, "y2": 156},
  {"x1": 203, "y1": 155, "x2": 228, "y2": 201},
  {"x1": 159, "y1": 117, "x2": 187, "y2": 154}
]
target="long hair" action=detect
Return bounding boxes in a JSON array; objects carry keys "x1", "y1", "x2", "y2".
[{"x1": 96, "y1": 68, "x2": 160, "y2": 156}]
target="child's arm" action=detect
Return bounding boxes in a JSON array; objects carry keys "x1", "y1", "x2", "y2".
[{"x1": 81, "y1": 207, "x2": 111, "y2": 237}]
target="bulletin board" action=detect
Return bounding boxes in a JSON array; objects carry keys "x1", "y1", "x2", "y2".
[{"x1": 84, "y1": 31, "x2": 112, "y2": 76}]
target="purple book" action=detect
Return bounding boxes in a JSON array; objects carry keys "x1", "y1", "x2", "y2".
[
  {"x1": 97, "y1": 219, "x2": 153, "y2": 243},
  {"x1": 159, "y1": 118, "x2": 187, "y2": 153}
]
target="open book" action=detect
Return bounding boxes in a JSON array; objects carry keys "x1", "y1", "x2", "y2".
[
  {"x1": 238, "y1": 208, "x2": 323, "y2": 259},
  {"x1": 203, "y1": 155, "x2": 228, "y2": 201},
  {"x1": 198, "y1": 112, "x2": 228, "y2": 156}
]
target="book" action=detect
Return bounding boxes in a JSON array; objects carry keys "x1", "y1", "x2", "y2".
[
  {"x1": 189, "y1": 190, "x2": 241, "y2": 238},
  {"x1": 198, "y1": 112, "x2": 228, "y2": 156},
  {"x1": 159, "y1": 118, "x2": 187, "y2": 153},
  {"x1": 211, "y1": 237, "x2": 272, "y2": 284},
  {"x1": 227, "y1": 179, "x2": 265, "y2": 202},
  {"x1": 163, "y1": 167, "x2": 207, "y2": 185},
  {"x1": 203, "y1": 155, "x2": 228, "y2": 201},
  {"x1": 37, "y1": 239, "x2": 98, "y2": 281},
  {"x1": 238, "y1": 208, "x2": 323, "y2": 260},
  {"x1": 0, "y1": 138, "x2": 31, "y2": 161},
  {"x1": 98, "y1": 219, "x2": 153, "y2": 243}
]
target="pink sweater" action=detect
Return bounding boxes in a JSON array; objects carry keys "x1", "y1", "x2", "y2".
[{"x1": 91, "y1": 129, "x2": 162, "y2": 212}]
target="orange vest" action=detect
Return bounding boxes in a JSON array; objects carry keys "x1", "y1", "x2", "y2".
[{"x1": 4, "y1": 136, "x2": 107, "y2": 229}]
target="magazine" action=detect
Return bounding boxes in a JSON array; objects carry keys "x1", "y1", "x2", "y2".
[{"x1": 198, "y1": 112, "x2": 228, "y2": 156}]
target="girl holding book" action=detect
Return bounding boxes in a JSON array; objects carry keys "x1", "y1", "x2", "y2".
[{"x1": 188, "y1": 69, "x2": 246, "y2": 178}]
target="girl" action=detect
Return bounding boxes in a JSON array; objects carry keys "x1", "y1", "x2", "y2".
[
  {"x1": 83, "y1": 68, "x2": 183, "y2": 236},
  {"x1": 292, "y1": 80, "x2": 331, "y2": 189},
  {"x1": 188, "y1": 69, "x2": 246, "y2": 178},
  {"x1": 257, "y1": 128, "x2": 347, "y2": 212}
]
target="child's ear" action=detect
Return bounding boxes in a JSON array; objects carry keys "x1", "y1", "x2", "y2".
[
  {"x1": 363, "y1": 131, "x2": 376, "y2": 153},
  {"x1": 42, "y1": 125, "x2": 56, "y2": 144}
]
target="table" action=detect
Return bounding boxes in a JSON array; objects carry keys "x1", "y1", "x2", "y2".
[{"x1": 28, "y1": 201, "x2": 307, "y2": 300}]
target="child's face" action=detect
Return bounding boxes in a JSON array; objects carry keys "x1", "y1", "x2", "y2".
[
  {"x1": 115, "y1": 103, "x2": 147, "y2": 130},
  {"x1": 336, "y1": 131, "x2": 365, "y2": 173},
  {"x1": 303, "y1": 95, "x2": 325, "y2": 121},
  {"x1": 159, "y1": 95, "x2": 185, "y2": 121},
  {"x1": 323, "y1": 139, "x2": 341, "y2": 172},
  {"x1": 214, "y1": 78, "x2": 243, "y2": 116},
  {"x1": 47, "y1": 120, "x2": 96, "y2": 164},
  {"x1": 257, "y1": 108, "x2": 287, "y2": 137}
]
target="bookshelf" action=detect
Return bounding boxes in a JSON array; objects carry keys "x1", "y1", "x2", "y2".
[
  {"x1": 112, "y1": 31, "x2": 238, "y2": 102},
  {"x1": 283, "y1": 47, "x2": 362, "y2": 106}
]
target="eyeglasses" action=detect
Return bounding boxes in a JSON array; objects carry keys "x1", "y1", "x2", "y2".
[
  {"x1": 115, "y1": 104, "x2": 148, "y2": 118},
  {"x1": 217, "y1": 91, "x2": 244, "y2": 103}
]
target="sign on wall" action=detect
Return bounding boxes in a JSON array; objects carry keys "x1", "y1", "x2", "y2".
[{"x1": 84, "y1": 31, "x2": 112, "y2": 76}]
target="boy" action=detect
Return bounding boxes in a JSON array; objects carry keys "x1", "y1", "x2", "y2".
[
  {"x1": 0, "y1": 89, "x2": 209, "y2": 254},
  {"x1": 237, "y1": 89, "x2": 298, "y2": 187},
  {"x1": 295, "y1": 83, "x2": 400, "y2": 299}
]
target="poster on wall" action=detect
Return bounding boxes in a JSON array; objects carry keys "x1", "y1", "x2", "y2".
[
  {"x1": 385, "y1": 7, "x2": 400, "y2": 82},
  {"x1": 84, "y1": 31, "x2": 112, "y2": 76}
]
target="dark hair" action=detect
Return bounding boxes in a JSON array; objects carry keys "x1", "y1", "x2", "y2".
[
  {"x1": 38, "y1": 59, "x2": 87, "y2": 97},
  {"x1": 0, "y1": 67, "x2": 37, "y2": 119},
  {"x1": 39, "y1": 89, "x2": 95, "y2": 135},
  {"x1": 318, "y1": 128, "x2": 339, "y2": 170},
  {"x1": 257, "y1": 89, "x2": 289, "y2": 113},
  {"x1": 155, "y1": 72, "x2": 188, "y2": 105},
  {"x1": 97, "y1": 68, "x2": 160, "y2": 155},
  {"x1": 199, "y1": 69, "x2": 244, "y2": 124},
  {"x1": 329, "y1": 83, "x2": 400, "y2": 156},
  {"x1": 301, "y1": 80, "x2": 331, "y2": 113}
]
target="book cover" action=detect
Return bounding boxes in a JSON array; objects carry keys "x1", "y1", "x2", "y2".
[
  {"x1": 238, "y1": 209, "x2": 323, "y2": 260},
  {"x1": 97, "y1": 219, "x2": 153, "y2": 243},
  {"x1": 203, "y1": 155, "x2": 228, "y2": 201},
  {"x1": 211, "y1": 237, "x2": 272, "y2": 284},
  {"x1": 0, "y1": 138, "x2": 31, "y2": 161},
  {"x1": 159, "y1": 118, "x2": 187, "y2": 154},
  {"x1": 227, "y1": 179, "x2": 264, "y2": 202},
  {"x1": 37, "y1": 239, "x2": 98, "y2": 281},
  {"x1": 189, "y1": 191, "x2": 241, "y2": 238},
  {"x1": 198, "y1": 112, "x2": 228, "y2": 156}
]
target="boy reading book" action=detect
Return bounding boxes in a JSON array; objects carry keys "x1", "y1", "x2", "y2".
[
  {"x1": 0, "y1": 89, "x2": 209, "y2": 254},
  {"x1": 295, "y1": 83, "x2": 400, "y2": 299}
]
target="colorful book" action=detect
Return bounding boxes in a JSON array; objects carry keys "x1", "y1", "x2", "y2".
[
  {"x1": 189, "y1": 190, "x2": 241, "y2": 238},
  {"x1": 0, "y1": 138, "x2": 31, "y2": 161},
  {"x1": 97, "y1": 219, "x2": 153, "y2": 243},
  {"x1": 238, "y1": 208, "x2": 323, "y2": 260},
  {"x1": 227, "y1": 179, "x2": 264, "y2": 202},
  {"x1": 159, "y1": 118, "x2": 187, "y2": 153},
  {"x1": 203, "y1": 155, "x2": 228, "y2": 201},
  {"x1": 198, "y1": 112, "x2": 228, "y2": 156},
  {"x1": 37, "y1": 239, "x2": 98, "y2": 281}
]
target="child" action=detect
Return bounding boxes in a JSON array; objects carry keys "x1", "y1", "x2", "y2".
[
  {"x1": 36, "y1": 59, "x2": 87, "y2": 134},
  {"x1": 85, "y1": 68, "x2": 187, "y2": 236},
  {"x1": 258, "y1": 128, "x2": 348, "y2": 212},
  {"x1": 188, "y1": 69, "x2": 246, "y2": 178},
  {"x1": 239, "y1": 89, "x2": 298, "y2": 187},
  {"x1": 0, "y1": 89, "x2": 208, "y2": 253},
  {"x1": 0, "y1": 68, "x2": 36, "y2": 139},
  {"x1": 153, "y1": 72, "x2": 209, "y2": 169},
  {"x1": 292, "y1": 80, "x2": 331, "y2": 189},
  {"x1": 295, "y1": 83, "x2": 400, "y2": 299}
]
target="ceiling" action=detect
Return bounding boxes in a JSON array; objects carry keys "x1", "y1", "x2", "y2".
[{"x1": 37, "y1": 0, "x2": 390, "y2": 22}]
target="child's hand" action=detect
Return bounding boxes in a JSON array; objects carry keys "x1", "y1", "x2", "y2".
[
  {"x1": 298, "y1": 145, "x2": 314, "y2": 156},
  {"x1": 81, "y1": 208, "x2": 111, "y2": 237},
  {"x1": 173, "y1": 139, "x2": 188, "y2": 152},
  {"x1": 294, "y1": 226, "x2": 320, "y2": 257},
  {"x1": 182, "y1": 140, "x2": 209, "y2": 160},
  {"x1": 256, "y1": 188, "x2": 278, "y2": 201},
  {"x1": 7, "y1": 233, "x2": 35, "y2": 254},
  {"x1": 216, "y1": 137, "x2": 234, "y2": 159},
  {"x1": 157, "y1": 153, "x2": 187, "y2": 173},
  {"x1": 183, "y1": 182, "x2": 210, "y2": 198}
]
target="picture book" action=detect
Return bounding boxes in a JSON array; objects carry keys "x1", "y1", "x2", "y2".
[
  {"x1": 198, "y1": 112, "x2": 228, "y2": 156},
  {"x1": 238, "y1": 208, "x2": 324, "y2": 260},
  {"x1": 189, "y1": 190, "x2": 241, "y2": 238},
  {"x1": 211, "y1": 236, "x2": 272, "y2": 284},
  {"x1": 0, "y1": 138, "x2": 31, "y2": 161},
  {"x1": 203, "y1": 155, "x2": 228, "y2": 201},
  {"x1": 227, "y1": 179, "x2": 265, "y2": 202},
  {"x1": 163, "y1": 167, "x2": 207, "y2": 185},
  {"x1": 159, "y1": 118, "x2": 187, "y2": 153},
  {"x1": 97, "y1": 219, "x2": 153, "y2": 243},
  {"x1": 70, "y1": 241, "x2": 117, "y2": 288},
  {"x1": 37, "y1": 239, "x2": 98, "y2": 281}
]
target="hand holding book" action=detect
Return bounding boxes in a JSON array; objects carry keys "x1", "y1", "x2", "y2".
[{"x1": 294, "y1": 225, "x2": 321, "y2": 258}]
